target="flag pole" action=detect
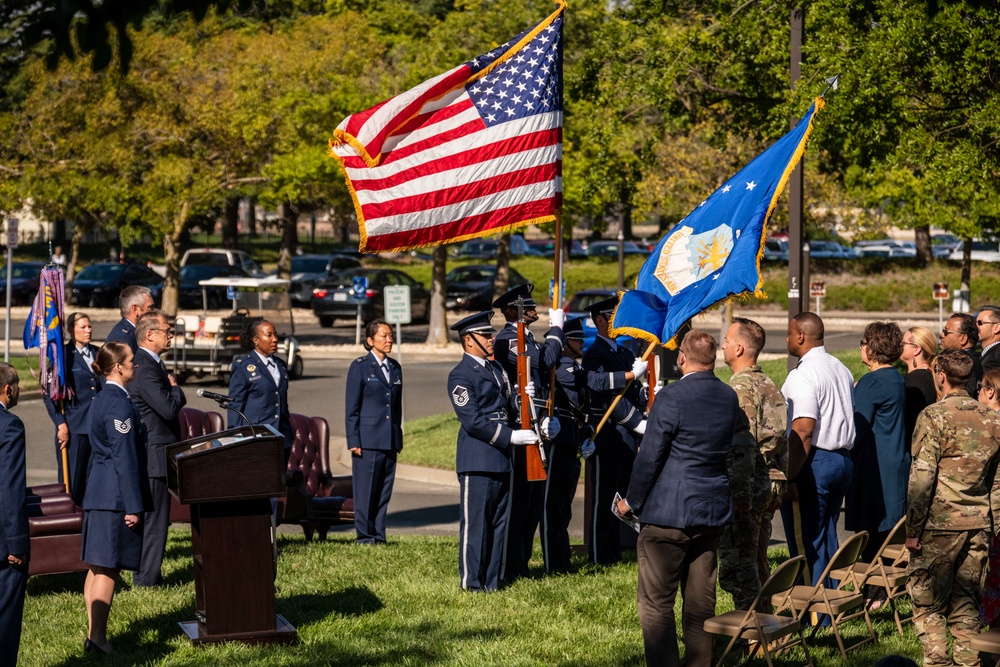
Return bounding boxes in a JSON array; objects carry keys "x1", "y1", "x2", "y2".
[
  {"x1": 60, "y1": 400, "x2": 70, "y2": 494},
  {"x1": 547, "y1": 212, "x2": 563, "y2": 418},
  {"x1": 592, "y1": 340, "x2": 657, "y2": 439}
]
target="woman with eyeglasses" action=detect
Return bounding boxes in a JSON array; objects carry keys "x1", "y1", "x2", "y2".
[
  {"x1": 900, "y1": 326, "x2": 938, "y2": 447},
  {"x1": 81, "y1": 342, "x2": 150, "y2": 654},
  {"x1": 845, "y1": 322, "x2": 909, "y2": 577},
  {"x1": 978, "y1": 370, "x2": 1000, "y2": 627},
  {"x1": 42, "y1": 312, "x2": 101, "y2": 506}
]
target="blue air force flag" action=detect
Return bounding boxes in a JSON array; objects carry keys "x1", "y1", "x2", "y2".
[{"x1": 610, "y1": 97, "x2": 825, "y2": 348}]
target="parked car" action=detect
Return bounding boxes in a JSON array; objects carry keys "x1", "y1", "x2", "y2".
[
  {"x1": 70, "y1": 262, "x2": 164, "y2": 309},
  {"x1": 177, "y1": 264, "x2": 249, "y2": 310},
  {"x1": 284, "y1": 254, "x2": 362, "y2": 307},
  {"x1": 445, "y1": 265, "x2": 530, "y2": 311},
  {"x1": 763, "y1": 239, "x2": 789, "y2": 261},
  {"x1": 586, "y1": 241, "x2": 650, "y2": 258},
  {"x1": 527, "y1": 239, "x2": 587, "y2": 258},
  {"x1": 181, "y1": 248, "x2": 263, "y2": 276},
  {"x1": 808, "y1": 241, "x2": 857, "y2": 259},
  {"x1": 932, "y1": 234, "x2": 963, "y2": 258},
  {"x1": 311, "y1": 268, "x2": 430, "y2": 327},
  {"x1": 0, "y1": 261, "x2": 46, "y2": 306},
  {"x1": 949, "y1": 239, "x2": 1000, "y2": 262},
  {"x1": 455, "y1": 235, "x2": 540, "y2": 259},
  {"x1": 565, "y1": 288, "x2": 634, "y2": 352}
]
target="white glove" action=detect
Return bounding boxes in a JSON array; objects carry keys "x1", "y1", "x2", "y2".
[
  {"x1": 580, "y1": 438, "x2": 596, "y2": 459},
  {"x1": 540, "y1": 416, "x2": 561, "y2": 440},
  {"x1": 523, "y1": 381, "x2": 536, "y2": 399},
  {"x1": 548, "y1": 308, "x2": 565, "y2": 329},
  {"x1": 631, "y1": 358, "x2": 648, "y2": 381},
  {"x1": 511, "y1": 429, "x2": 540, "y2": 445},
  {"x1": 653, "y1": 383, "x2": 664, "y2": 396},
  {"x1": 633, "y1": 419, "x2": 647, "y2": 436}
]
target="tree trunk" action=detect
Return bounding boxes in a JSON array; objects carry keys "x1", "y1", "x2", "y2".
[
  {"x1": 493, "y1": 232, "x2": 511, "y2": 301},
  {"x1": 160, "y1": 202, "x2": 189, "y2": 317},
  {"x1": 277, "y1": 201, "x2": 298, "y2": 279},
  {"x1": 247, "y1": 199, "x2": 257, "y2": 238},
  {"x1": 961, "y1": 238, "x2": 972, "y2": 308},
  {"x1": 222, "y1": 197, "x2": 239, "y2": 249},
  {"x1": 425, "y1": 245, "x2": 450, "y2": 346},
  {"x1": 621, "y1": 202, "x2": 633, "y2": 240},
  {"x1": 914, "y1": 224, "x2": 931, "y2": 267}
]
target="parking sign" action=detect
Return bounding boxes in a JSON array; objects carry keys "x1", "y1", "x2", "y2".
[
  {"x1": 384, "y1": 286, "x2": 412, "y2": 325},
  {"x1": 352, "y1": 276, "x2": 369, "y2": 299}
]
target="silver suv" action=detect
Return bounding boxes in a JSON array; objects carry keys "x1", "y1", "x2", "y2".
[{"x1": 180, "y1": 248, "x2": 263, "y2": 276}]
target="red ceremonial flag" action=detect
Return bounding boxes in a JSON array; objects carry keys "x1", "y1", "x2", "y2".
[{"x1": 329, "y1": 1, "x2": 565, "y2": 253}]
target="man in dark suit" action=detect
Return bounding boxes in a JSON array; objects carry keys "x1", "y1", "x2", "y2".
[
  {"x1": 582, "y1": 295, "x2": 647, "y2": 565},
  {"x1": 977, "y1": 306, "x2": 1000, "y2": 374},
  {"x1": 941, "y1": 312, "x2": 981, "y2": 397},
  {"x1": 129, "y1": 310, "x2": 186, "y2": 587},
  {"x1": 447, "y1": 311, "x2": 538, "y2": 592},
  {"x1": 617, "y1": 330, "x2": 743, "y2": 667},
  {"x1": 104, "y1": 285, "x2": 154, "y2": 352},
  {"x1": 0, "y1": 363, "x2": 28, "y2": 663},
  {"x1": 491, "y1": 283, "x2": 565, "y2": 581}
]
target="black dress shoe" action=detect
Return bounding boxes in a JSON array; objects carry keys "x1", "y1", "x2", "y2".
[{"x1": 84, "y1": 638, "x2": 110, "y2": 655}]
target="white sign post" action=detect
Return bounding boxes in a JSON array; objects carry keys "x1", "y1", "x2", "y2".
[
  {"x1": 810, "y1": 281, "x2": 826, "y2": 317},
  {"x1": 934, "y1": 282, "x2": 949, "y2": 332},
  {"x1": 383, "y1": 285, "x2": 411, "y2": 433},
  {"x1": 4, "y1": 218, "x2": 17, "y2": 363}
]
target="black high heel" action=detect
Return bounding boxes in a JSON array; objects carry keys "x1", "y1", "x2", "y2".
[{"x1": 84, "y1": 638, "x2": 111, "y2": 655}]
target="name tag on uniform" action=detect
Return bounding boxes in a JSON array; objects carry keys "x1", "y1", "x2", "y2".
[
  {"x1": 367, "y1": 377, "x2": 380, "y2": 382},
  {"x1": 249, "y1": 374, "x2": 262, "y2": 382}
]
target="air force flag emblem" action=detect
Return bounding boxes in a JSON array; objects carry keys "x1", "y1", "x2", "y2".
[{"x1": 114, "y1": 418, "x2": 132, "y2": 434}]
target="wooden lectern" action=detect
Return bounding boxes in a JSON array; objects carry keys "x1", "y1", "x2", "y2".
[{"x1": 166, "y1": 424, "x2": 297, "y2": 646}]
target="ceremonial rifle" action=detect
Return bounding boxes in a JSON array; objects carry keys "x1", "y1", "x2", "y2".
[
  {"x1": 591, "y1": 340, "x2": 657, "y2": 440},
  {"x1": 516, "y1": 297, "x2": 547, "y2": 481}
]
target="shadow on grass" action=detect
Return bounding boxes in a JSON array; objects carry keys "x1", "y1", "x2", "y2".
[
  {"x1": 27, "y1": 571, "x2": 87, "y2": 595},
  {"x1": 288, "y1": 587, "x2": 384, "y2": 621},
  {"x1": 386, "y1": 503, "x2": 459, "y2": 528}
]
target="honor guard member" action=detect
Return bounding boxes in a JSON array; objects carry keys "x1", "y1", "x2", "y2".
[
  {"x1": 448, "y1": 311, "x2": 539, "y2": 592},
  {"x1": 581, "y1": 295, "x2": 648, "y2": 565},
  {"x1": 104, "y1": 286, "x2": 154, "y2": 352},
  {"x1": 0, "y1": 363, "x2": 28, "y2": 664},
  {"x1": 491, "y1": 283, "x2": 565, "y2": 581},
  {"x1": 543, "y1": 317, "x2": 644, "y2": 572}
]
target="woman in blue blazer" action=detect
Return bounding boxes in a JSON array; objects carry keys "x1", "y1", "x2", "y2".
[
  {"x1": 82, "y1": 342, "x2": 149, "y2": 655},
  {"x1": 345, "y1": 319, "x2": 403, "y2": 544},
  {"x1": 43, "y1": 312, "x2": 100, "y2": 505},
  {"x1": 228, "y1": 319, "x2": 293, "y2": 458}
]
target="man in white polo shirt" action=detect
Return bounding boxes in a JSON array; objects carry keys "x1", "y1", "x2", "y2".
[{"x1": 780, "y1": 312, "x2": 855, "y2": 608}]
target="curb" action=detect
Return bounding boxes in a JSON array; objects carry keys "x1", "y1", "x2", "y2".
[{"x1": 334, "y1": 434, "x2": 460, "y2": 488}]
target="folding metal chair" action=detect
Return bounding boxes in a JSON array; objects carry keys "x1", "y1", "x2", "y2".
[
  {"x1": 772, "y1": 531, "x2": 877, "y2": 660},
  {"x1": 831, "y1": 518, "x2": 910, "y2": 635},
  {"x1": 704, "y1": 555, "x2": 813, "y2": 667}
]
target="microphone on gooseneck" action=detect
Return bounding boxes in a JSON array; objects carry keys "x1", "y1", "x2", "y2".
[{"x1": 197, "y1": 389, "x2": 234, "y2": 405}]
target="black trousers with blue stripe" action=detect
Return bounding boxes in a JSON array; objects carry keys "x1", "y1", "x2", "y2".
[{"x1": 458, "y1": 472, "x2": 509, "y2": 592}]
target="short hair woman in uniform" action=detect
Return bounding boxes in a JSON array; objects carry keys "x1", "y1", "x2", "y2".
[
  {"x1": 345, "y1": 319, "x2": 403, "y2": 544},
  {"x1": 82, "y1": 341, "x2": 150, "y2": 655},
  {"x1": 43, "y1": 312, "x2": 101, "y2": 506}
]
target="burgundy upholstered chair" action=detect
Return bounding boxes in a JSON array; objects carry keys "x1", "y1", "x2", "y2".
[
  {"x1": 170, "y1": 407, "x2": 225, "y2": 523},
  {"x1": 284, "y1": 413, "x2": 354, "y2": 541},
  {"x1": 26, "y1": 492, "x2": 88, "y2": 576}
]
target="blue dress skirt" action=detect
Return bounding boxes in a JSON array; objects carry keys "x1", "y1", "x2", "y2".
[{"x1": 81, "y1": 509, "x2": 144, "y2": 570}]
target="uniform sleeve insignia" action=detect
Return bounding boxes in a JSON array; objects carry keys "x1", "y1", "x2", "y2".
[
  {"x1": 114, "y1": 418, "x2": 131, "y2": 434},
  {"x1": 597, "y1": 365, "x2": 605, "y2": 373},
  {"x1": 452, "y1": 385, "x2": 470, "y2": 407},
  {"x1": 247, "y1": 364, "x2": 256, "y2": 372}
]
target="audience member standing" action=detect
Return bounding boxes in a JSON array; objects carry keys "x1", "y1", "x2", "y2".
[
  {"x1": 901, "y1": 326, "x2": 938, "y2": 446},
  {"x1": 0, "y1": 363, "x2": 27, "y2": 664},
  {"x1": 129, "y1": 311, "x2": 185, "y2": 587},
  {"x1": 718, "y1": 317, "x2": 788, "y2": 612},
  {"x1": 103, "y1": 286, "x2": 154, "y2": 352},
  {"x1": 846, "y1": 322, "x2": 908, "y2": 568},
  {"x1": 940, "y1": 312, "x2": 981, "y2": 397},
  {"x1": 977, "y1": 306, "x2": 1000, "y2": 374},
  {"x1": 616, "y1": 331, "x2": 741, "y2": 667},
  {"x1": 780, "y1": 312, "x2": 856, "y2": 599},
  {"x1": 43, "y1": 312, "x2": 100, "y2": 506},
  {"x1": 977, "y1": 370, "x2": 1000, "y2": 627},
  {"x1": 345, "y1": 319, "x2": 403, "y2": 545},
  {"x1": 906, "y1": 349, "x2": 1000, "y2": 667},
  {"x1": 228, "y1": 319, "x2": 293, "y2": 456},
  {"x1": 82, "y1": 342, "x2": 150, "y2": 655}
]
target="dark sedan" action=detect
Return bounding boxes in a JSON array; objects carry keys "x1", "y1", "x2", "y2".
[
  {"x1": 70, "y1": 262, "x2": 163, "y2": 309},
  {"x1": 311, "y1": 268, "x2": 430, "y2": 327},
  {"x1": 586, "y1": 241, "x2": 650, "y2": 258},
  {"x1": 566, "y1": 288, "x2": 635, "y2": 352},
  {"x1": 178, "y1": 264, "x2": 248, "y2": 310},
  {"x1": 0, "y1": 261, "x2": 46, "y2": 306},
  {"x1": 445, "y1": 265, "x2": 529, "y2": 311},
  {"x1": 286, "y1": 254, "x2": 362, "y2": 307}
]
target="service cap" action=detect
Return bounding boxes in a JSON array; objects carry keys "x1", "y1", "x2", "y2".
[
  {"x1": 564, "y1": 317, "x2": 587, "y2": 340},
  {"x1": 588, "y1": 295, "x2": 619, "y2": 319},
  {"x1": 450, "y1": 311, "x2": 496, "y2": 336},
  {"x1": 492, "y1": 283, "x2": 536, "y2": 310}
]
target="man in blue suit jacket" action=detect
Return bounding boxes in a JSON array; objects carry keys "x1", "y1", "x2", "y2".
[
  {"x1": 0, "y1": 363, "x2": 28, "y2": 664},
  {"x1": 618, "y1": 330, "x2": 743, "y2": 667},
  {"x1": 128, "y1": 311, "x2": 186, "y2": 587},
  {"x1": 103, "y1": 285, "x2": 154, "y2": 352}
]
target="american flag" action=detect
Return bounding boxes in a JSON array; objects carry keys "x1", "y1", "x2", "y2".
[{"x1": 329, "y1": 4, "x2": 564, "y2": 253}]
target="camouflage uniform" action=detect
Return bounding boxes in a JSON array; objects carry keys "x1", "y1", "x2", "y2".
[
  {"x1": 718, "y1": 365, "x2": 789, "y2": 612},
  {"x1": 906, "y1": 389, "x2": 1000, "y2": 667}
]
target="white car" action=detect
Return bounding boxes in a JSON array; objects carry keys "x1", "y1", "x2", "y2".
[{"x1": 949, "y1": 240, "x2": 1000, "y2": 262}]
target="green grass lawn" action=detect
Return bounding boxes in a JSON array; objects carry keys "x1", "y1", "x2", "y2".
[
  {"x1": 20, "y1": 531, "x2": 922, "y2": 666},
  {"x1": 7, "y1": 354, "x2": 41, "y2": 393},
  {"x1": 401, "y1": 349, "x2": 870, "y2": 472}
]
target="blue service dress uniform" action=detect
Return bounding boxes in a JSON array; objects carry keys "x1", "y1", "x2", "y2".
[
  {"x1": 543, "y1": 353, "x2": 631, "y2": 572},
  {"x1": 345, "y1": 352, "x2": 403, "y2": 544},
  {"x1": 492, "y1": 321, "x2": 565, "y2": 581},
  {"x1": 581, "y1": 336, "x2": 645, "y2": 564},
  {"x1": 104, "y1": 317, "x2": 137, "y2": 352},
  {"x1": 43, "y1": 343, "x2": 101, "y2": 506},
  {"x1": 0, "y1": 403, "x2": 28, "y2": 662},
  {"x1": 228, "y1": 352, "x2": 294, "y2": 455},
  {"x1": 448, "y1": 354, "x2": 522, "y2": 591},
  {"x1": 82, "y1": 383, "x2": 150, "y2": 570}
]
